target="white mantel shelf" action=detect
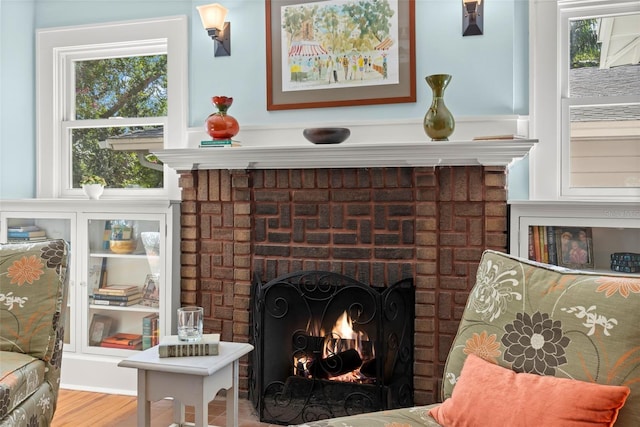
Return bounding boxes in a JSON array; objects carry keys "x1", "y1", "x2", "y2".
[{"x1": 155, "y1": 139, "x2": 537, "y2": 171}]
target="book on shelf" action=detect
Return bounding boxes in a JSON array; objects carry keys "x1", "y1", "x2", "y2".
[
  {"x1": 528, "y1": 226, "x2": 558, "y2": 266},
  {"x1": 546, "y1": 226, "x2": 558, "y2": 265},
  {"x1": 92, "y1": 292, "x2": 142, "y2": 302},
  {"x1": 472, "y1": 134, "x2": 526, "y2": 141},
  {"x1": 94, "y1": 284, "x2": 139, "y2": 296},
  {"x1": 101, "y1": 341, "x2": 143, "y2": 350},
  {"x1": 92, "y1": 297, "x2": 142, "y2": 307},
  {"x1": 7, "y1": 229, "x2": 47, "y2": 238},
  {"x1": 158, "y1": 333, "x2": 220, "y2": 358},
  {"x1": 540, "y1": 227, "x2": 549, "y2": 264},
  {"x1": 528, "y1": 226, "x2": 535, "y2": 260},
  {"x1": 8, "y1": 236, "x2": 48, "y2": 242},
  {"x1": 531, "y1": 226, "x2": 541, "y2": 262},
  {"x1": 199, "y1": 139, "x2": 242, "y2": 148},
  {"x1": 152, "y1": 315, "x2": 160, "y2": 346},
  {"x1": 8, "y1": 225, "x2": 41, "y2": 232},
  {"x1": 101, "y1": 332, "x2": 143, "y2": 350},
  {"x1": 142, "y1": 313, "x2": 160, "y2": 350}
]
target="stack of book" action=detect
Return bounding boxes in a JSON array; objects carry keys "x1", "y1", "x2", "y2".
[
  {"x1": 528, "y1": 226, "x2": 558, "y2": 265},
  {"x1": 142, "y1": 313, "x2": 160, "y2": 350},
  {"x1": 100, "y1": 332, "x2": 143, "y2": 350},
  {"x1": 611, "y1": 253, "x2": 640, "y2": 273},
  {"x1": 158, "y1": 333, "x2": 220, "y2": 358},
  {"x1": 92, "y1": 285, "x2": 142, "y2": 307},
  {"x1": 7, "y1": 225, "x2": 47, "y2": 242},
  {"x1": 199, "y1": 139, "x2": 241, "y2": 148}
]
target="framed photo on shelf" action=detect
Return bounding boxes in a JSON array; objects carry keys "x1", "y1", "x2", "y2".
[
  {"x1": 266, "y1": 0, "x2": 416, "y2": 110},
  {"x1": 141, "y1": 273, "x2": 160, "y2": 308},
  {"x1": 555, "y1": 227, "x2": 594, "y2": 269},
  {"x1": 89, "y1": 314, "x2": 113, "y2": 346},
  {"x1": 87, "y1": 257, "x2": 107, "y2": 291}
]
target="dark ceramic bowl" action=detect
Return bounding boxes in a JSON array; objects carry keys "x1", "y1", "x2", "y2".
[{"x1": 303, "y1": 127, "x2": 351, "y2": 144}]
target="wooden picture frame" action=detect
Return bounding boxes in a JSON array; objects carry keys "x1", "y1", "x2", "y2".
[
  {"x1": 141, "y1": 273, "x2": 160, "y2": 308},
  {"x1": 555, "y1": 227, "x2": 595, "y2": 270},
  {"x1": 266, "y1": 0, "x2": 416, "y2": 110},
  {"x1": 89, "y1": 314, "x2": 113, "y2": 346}
]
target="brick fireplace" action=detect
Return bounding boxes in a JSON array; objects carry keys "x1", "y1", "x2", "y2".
[
  {"x1": 166, "y1": 139, "x2": 530, "y2": 405},
  {"x1": 155, "y1": 139, "x2": 534, "y2": 406}
]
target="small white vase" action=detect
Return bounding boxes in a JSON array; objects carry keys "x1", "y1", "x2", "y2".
[{"x1": 82, "y1": 184, "x2": 104, "y2": 200}]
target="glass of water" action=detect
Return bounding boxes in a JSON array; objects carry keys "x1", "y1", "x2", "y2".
[{"x1": 177, "y1": 306, "x2": 203, "y2": 342}]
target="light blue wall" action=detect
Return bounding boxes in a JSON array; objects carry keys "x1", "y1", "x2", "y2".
[
  {"x1": 1, "y1": 0, "x2": 37, "y2": 199},
  {"x1": 0, "y1": 0, "x2": 530, "y2": 199}
]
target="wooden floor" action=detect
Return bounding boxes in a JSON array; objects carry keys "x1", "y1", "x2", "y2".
[{"x1": 52, "y1": 389, "x2": 276, "y2": 427}]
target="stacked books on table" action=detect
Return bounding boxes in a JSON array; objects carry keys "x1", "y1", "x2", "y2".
[
  {"x1": 611, "y1": 252, "x2": 640, "y2": 273},
  {"x1": 100, "y1": 332, "x2": 143, "y2": 350},
  {"x1": 158, "y1": 333, "x2": 220, "y2": 358},
  {"x1": 142, "y1": 313, "x2": 160, "y2": 350},
  {"x1": 199, "y1": 139, "x2": 241, "y2": 148},
  {"x1": 92, "y1": 285, "x2": 142, "y2": 307},
  {"x1": 7, "y1": 225, "x2": 47, "y2": 242}
]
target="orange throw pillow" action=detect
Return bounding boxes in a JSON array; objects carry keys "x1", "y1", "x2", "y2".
[{"x1": 429, "y1": 354, "x2": 630, "y2": 427}]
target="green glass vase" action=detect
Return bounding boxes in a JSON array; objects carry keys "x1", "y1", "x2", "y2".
[{"x1": 423, "y1": 74, "x2": 455, "y2": 141}]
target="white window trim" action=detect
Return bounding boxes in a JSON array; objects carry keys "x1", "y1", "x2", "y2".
[
  {"x1": 36, "y1": 16, "x2": 188, "y2": 200},
  {"x1": 529, "y1": 0, "x2": 639, "y2": 201}
]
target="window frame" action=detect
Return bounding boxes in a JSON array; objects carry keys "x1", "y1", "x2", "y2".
[
  {"x1": 36, "y1": 16, "x2": 188, "y2": 200},
  {"x1": 529, "y1": 0, "x2": 639, "y2": 201}
]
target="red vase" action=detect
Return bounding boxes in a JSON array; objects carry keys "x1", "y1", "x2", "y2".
[{"x1": 205, "y1": 96, "x2": 239, "y2": 141}]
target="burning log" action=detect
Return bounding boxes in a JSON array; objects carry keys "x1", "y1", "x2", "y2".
[
  {"x1": 309, "y1": 348, "x2": 363, "y2": 379},
  {"x1": 359, "y1": 358, "x2": 377, "y2": 378}
]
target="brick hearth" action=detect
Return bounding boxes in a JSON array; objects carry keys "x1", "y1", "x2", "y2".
[{"x1": 176, "y1": 165, "x2": 508, "y2": 405}]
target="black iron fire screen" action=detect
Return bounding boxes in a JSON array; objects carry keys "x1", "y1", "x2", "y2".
[{"x1": 250, "y1": 271, "x2": 414, "y2": 425}]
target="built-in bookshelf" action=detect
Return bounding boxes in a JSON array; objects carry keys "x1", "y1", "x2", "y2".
[
  {"x1": 0, "y1": 199, "x2": 180, "y2": 394},
  {"x1": 509, "y1": 201, "x2": 640, "y2": 274}
]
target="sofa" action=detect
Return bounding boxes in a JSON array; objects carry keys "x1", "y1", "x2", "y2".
[
  {"x1": 298, "y1": 249, "x2": 639, "y2": 426},
  {"x1": 0, "y1": 239, "x2": 69, "y2": 427}
]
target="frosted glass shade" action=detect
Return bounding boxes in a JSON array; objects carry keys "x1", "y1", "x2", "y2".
[{"x1": 197, "y1": 3, "x2": 228, "y2": 30}]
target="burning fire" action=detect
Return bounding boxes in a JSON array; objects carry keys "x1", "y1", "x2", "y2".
[
  {"x1": 322, "y1": 311, "x2": 372, "y2": 359},
  {"x1": 293, "y1": 310, "x2": 375, "y2": 382}
]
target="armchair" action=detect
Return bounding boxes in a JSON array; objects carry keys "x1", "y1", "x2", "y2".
[
  {"x1": 0, "y1": 239, "x2": 69, "y2": 426},
  {"x1": 298, "y1": 250, "x2": 639, "y2": 426}
]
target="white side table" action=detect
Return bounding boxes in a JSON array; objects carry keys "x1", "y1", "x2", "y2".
[{"x1": 118, "y1": 341, "x2": 253, "y2": 427}]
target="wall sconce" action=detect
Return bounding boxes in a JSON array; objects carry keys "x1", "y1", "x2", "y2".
[
  {"x1": 462, "y1": 0, "x2": 483, "y2": 36},
  {"x1": 197, "y1": 3, "x2": 231, "y2": 57}
]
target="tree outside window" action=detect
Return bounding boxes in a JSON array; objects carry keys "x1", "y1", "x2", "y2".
[{"x1": 71, "y1": 55, "x2": 167, "y2": 189}]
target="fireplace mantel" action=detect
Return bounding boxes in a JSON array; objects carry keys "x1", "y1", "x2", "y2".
[{"x1": 155, "y1": 139, "x2": 536, "y2": 171}]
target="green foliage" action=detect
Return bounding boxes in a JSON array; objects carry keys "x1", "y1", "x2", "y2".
[
  {"x1": 80, "y1": 175, "x2": 106, "y2": 186},
  {"x1": 281, "y1": 0, "x2": 393, "y2": 54},
  {"x1": 570, "y1": 19, "x2": 600, "y2": 69},
  {"x1": 72, "y1": 55, "x2": 167, "y2": 189},
  {"x1": 342, "y1": 0, "x2": 394, "y2": 44}
]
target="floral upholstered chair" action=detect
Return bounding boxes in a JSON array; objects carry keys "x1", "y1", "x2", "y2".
[
  {"x1": 298, "y1": 249, "x2": 639, "y2": 427},
  {"x1": 0, "y1": 239, "x2": 69, "y2": 427}
]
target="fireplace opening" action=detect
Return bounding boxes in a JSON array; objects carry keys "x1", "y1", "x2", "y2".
[{"x1": 250, "y1": 271, "x2": 415, "y2": 425}]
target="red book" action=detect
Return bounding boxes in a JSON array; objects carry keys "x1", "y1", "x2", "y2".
[
  {"x1": 101, "y1": 332, "x2": 142, "y2": 347},
  {"x1": 100, "y1": 341, "x2": 142, "y2": 350}
]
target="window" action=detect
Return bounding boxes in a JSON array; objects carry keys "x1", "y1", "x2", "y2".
[
  {"x1": 561, "y1": 9, "x2": 640, "y2": 197},
  {"x1": 530, "y1": 0, "x2": 639, "y2": 200},
  {"x1": 36, "y1": 17, "x2": 187, "y2": 199}
]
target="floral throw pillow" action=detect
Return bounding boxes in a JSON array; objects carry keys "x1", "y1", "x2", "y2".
[{"x1": 441, "y1": 250, "x2": 640, "y2": 427}]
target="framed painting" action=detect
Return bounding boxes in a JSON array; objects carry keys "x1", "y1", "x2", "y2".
[
  {"x1": 555, "y1": 227, "x2": 595, "y2": 270},
  {"x1": 141, "y1": 273, "x2": 160, "y2": 308},
  {"x1": 266, "y1": 0, "x2": 416, "y2": 110}
]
